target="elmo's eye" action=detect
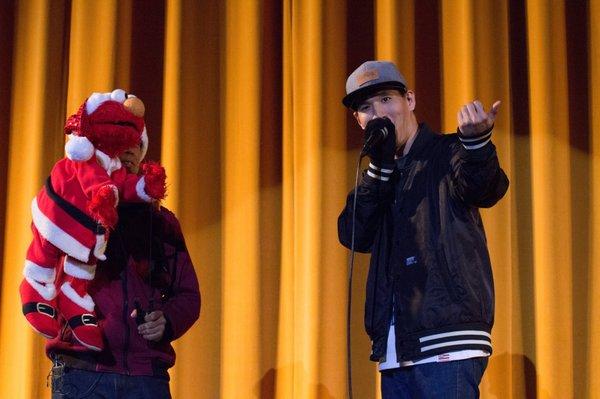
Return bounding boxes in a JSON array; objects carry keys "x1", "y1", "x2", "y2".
[{"x1": 110, "y1": 89, "x2": 127, "y2": 103}]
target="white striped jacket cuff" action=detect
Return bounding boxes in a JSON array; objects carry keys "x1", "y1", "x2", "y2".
[
  {"x1": 458, "y1": 128, "x2": 493, "y2": 150},
  {"x1": 366, "y1": 162, "x2": 394, "y2": 182},
  {"x1": 416, "y1": 329, "x2": 492, "y2": 358}
]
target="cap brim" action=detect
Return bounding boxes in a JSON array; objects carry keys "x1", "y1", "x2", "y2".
[{"x1": 342, "y1": 81, "x2": 407, "y2": 109}]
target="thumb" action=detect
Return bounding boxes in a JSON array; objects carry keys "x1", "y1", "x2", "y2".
[
  {"x1": 487, "y1": 100, "x2": 501, "y2": 123},
  {"x1": 130, "y1": 309, "x2": 137, "y2": 318}
]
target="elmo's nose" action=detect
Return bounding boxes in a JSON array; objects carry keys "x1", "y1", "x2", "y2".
[{"x1": 123, "y1": 97, "x2": 145, "y2": 118}]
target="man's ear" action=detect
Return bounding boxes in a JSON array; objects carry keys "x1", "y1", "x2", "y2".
[{"x1": 406, "y1": 90, "x2": 416, "y2": 111}]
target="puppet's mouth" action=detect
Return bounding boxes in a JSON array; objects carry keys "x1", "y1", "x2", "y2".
[
  {"x1": 92, "y1": 119, "x2": 140, "y2": 134},
  {"x1": 109, "y1": 120, "x2": 138, "y2": 130}
]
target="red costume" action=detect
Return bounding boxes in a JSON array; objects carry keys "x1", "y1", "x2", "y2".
[{"x1": 20, "y1": 89, "x2": 166, "y2": 351}]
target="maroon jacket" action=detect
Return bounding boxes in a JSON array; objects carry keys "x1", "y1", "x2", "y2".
[{"x1": 46, "y1": 203, "x2": 201, "y2": 378}]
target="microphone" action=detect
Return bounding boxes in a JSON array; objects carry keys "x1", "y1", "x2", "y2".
[{"x1": 361, "y1": 118, "x2": 395, "y2": 156}]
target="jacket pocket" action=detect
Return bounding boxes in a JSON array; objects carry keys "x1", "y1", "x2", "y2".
[{"x1": 435, "y1": 246, "x2": 464, "y2": 303}]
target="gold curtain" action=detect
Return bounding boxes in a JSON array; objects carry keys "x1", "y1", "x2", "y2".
[
  {"x1": 0, "y1": 1, "x2": 70, "y2": 398},
  {"x1": 590, "y1": 1, "x2": 600, "y2": 397},
  {"x1": 527, "y1": 2, "x2": 573, "y2": 397},
  {"x1": 0, "y1": 1, "x2": 597, "y2": 398}
]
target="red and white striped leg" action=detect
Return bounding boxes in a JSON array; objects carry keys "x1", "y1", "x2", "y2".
[
  {"x1": 19, "y1": 260, "x2": 59, "y2": 338},
  {"x1": 57, "y1": 256, "x2": 103, "y2": 351}
]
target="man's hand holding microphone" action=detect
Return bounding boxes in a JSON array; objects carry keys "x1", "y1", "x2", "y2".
[
  {"x1": 362, "y1": 118, "x2": 396, "y2": 160},
  {"x1": 362, "y1": 117, "x2": 397, "y2": 182}
]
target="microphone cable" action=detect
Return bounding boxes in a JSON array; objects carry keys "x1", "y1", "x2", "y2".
[{"x1": 346, "y1": 148, "x2": 368, "y2": 399}]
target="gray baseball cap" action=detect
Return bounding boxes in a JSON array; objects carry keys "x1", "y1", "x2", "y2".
[{"x1": 342, "y1": 61, "x2": 408, "y2": 109}]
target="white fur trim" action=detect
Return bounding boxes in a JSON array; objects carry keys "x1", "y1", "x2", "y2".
[
  {"x1": 136, "y1": 177, "x2": 153, "y2": 202},
  {"x1": 110, "y1": 89, "x2": 127, "y2": 103},
  {"x1": 93, "y1": 234, "x2": 107, "y2": 261},
  {"x1": 60, "y1": 282, "x2": 95, "y2": 312},
  {"x1": 140, "y1": 127, "x2": 148, "y2": 161},
  {"x1": 23, "y1": 260, "x2": 56, "y2": 283},
  {"x1": 95, "y1": 150, "x2": 123, "y2": 175},
  {"x1": 86, "y1": 92, "x2": 111, "y2": 114},
  {"x1": 24, "y1": 277, "x2": 57, "y2": 301},
  {"x1": 64, "y1": 257, "x2": 96, "y2": 280},
  {"x1": 65, "y1": 135, "x2": 95, "y2": 161},
  {"x1": 31, "y1": 198, "x2": 90, "y2": 263}
]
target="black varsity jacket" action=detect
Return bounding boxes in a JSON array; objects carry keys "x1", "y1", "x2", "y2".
[{"x1": 338, "y1": 123, "x2": 509, "y2": 362}]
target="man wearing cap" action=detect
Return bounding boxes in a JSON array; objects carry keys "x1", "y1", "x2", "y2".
[{"x1": 338, "y1": 61, "x2": 509, "y2": 398}]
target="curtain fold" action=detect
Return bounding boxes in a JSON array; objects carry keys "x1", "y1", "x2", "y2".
[
  {"x1": 318, "y1": 2, "x2": 350, "y2": 397},
  {"x1": 375, "y1": 0, "x2": 415, "y2": 89},
  {"x1": 0, "y1": 1, "x2": 597, "y2": 398},
  {"x1": 220, "y1": 0, "x2": 262, "y2": 397},
  {"x1": 278, "y1": 1, "x2": 325, "y2": 397},
  {"x1": 526, "y1": 1, "x2": 573, "y2": 398},
  {"x1": 588, "y1": 1, "x2": 599, "y2": 398},
  {"x1": 161, "y1": 1, "x2": 222, "y2": 398},
  {"x1": 67, "y1": 0, "x2": 129, "y2": 109},
  {"x1": 0, "y1": 1, "x2": 69, "y2": 398}
]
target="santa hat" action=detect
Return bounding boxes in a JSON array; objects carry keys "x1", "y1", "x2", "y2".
[{"x1": 64, "y1": 103, "x2": 94, "y2": 162}]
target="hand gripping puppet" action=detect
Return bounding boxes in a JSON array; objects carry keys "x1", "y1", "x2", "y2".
[{"x1": 20, "y1": 89, "x2": 167, "y2": 351}]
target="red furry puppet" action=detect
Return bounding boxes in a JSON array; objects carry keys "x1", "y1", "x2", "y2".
[{"x1": 19, "y1": 89, "x2": 166, "y2": 351}]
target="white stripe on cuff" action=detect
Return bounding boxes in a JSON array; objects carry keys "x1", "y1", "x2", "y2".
[
  {"x1": 462, "y1": 138, "x2": 491, "y2": 150},
  {"x1": 420, "y1": 330, "x2": 491, "y2": 342},
  {"x1": 368, "y1": 162, "x2": 394, "y2": 174},
  {"x1": 421, "y1": 339, "x2": 492, "y2": 353},
  {"x1": 367, "y1": 170, "x2": 390, "y2": 181},
  {"x1": 458, "y1": 131, "x2": 492, "y2": 143}
]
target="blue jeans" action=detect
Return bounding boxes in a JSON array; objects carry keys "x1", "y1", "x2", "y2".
[
  {"x1": 51, "y1": 367, "x2": 171, "y2": 399},
  {"x1": 381, "y1": 357, "x2": 488, "y2": 399}
]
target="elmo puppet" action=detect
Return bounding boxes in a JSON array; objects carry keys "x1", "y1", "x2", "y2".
[{"x1": 19, "y1": 89, "x2": 166, "y2": 351}]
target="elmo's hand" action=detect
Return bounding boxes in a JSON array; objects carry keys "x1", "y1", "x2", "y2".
[
  {"x1": 88, "y1": 185, "x2": 118, "y2": 229},
  {"x1": 142, "y1": 161, "x2": 167, "y2": 200}
]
